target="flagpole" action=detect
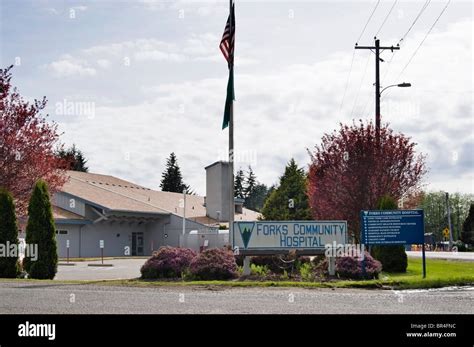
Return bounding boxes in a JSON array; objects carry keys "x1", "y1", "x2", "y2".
[{"x1": 228, "y1": 0, "x2": 235, "y2": 249}]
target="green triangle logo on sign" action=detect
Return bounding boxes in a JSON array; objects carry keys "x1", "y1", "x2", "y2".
[{"x1": 238, "y1": 222, "x2": 255, "y2": 249}]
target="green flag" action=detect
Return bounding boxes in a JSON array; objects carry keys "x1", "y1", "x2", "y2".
[{"x1": 222, "y1": 67, "x2": 234, "y2": 129}]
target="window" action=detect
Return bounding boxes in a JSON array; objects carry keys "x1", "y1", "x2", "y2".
[{"x1": 56, "y1": 230, "x2": 68, "y2": 235}]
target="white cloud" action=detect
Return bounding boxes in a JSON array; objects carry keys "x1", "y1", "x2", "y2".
[
  {"x1": 71, "y1": 6, "x2": 87, "y2": 12},
  {"x1": 96, "y1": 59, "x2": 111, "y2": 69},
  {"x1": 134, "y1": 50, "x2": 186, "y2": 62},
  {"x1": 45, "y1": 56, "x2": 96, "y2": 77}
]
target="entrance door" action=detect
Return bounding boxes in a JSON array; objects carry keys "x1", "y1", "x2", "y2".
[{"x1": 132, "y1": 232, "x2": 144, "y2": 256}]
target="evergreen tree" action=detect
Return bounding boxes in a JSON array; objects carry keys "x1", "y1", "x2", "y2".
[
  {"x1": 261, "y1": 159, "x2": 311, "y2": 220},
  {"x1": 56, "y1": 144, "x2": 89, "y2": 172},
  {"x1": 0, "y1": 188, "x2": 20, "y2": 278},
  {"x1": 244, "y1": 183, "x2": 269, "y2": 212},
  {"x1": 24, "y1": 180, "x2": 58, "y2": 279},
  {"x1": 461, "y1": 204, "x2": 474, "y2": 245},
  {"x1": 371, "y1": 195, "x2": 408, "y2": 273},
  {"x1": 234, "y1": 169, "x2": 245, "y2": 199},
  {"x1": 244, "y1": 166, "x2": 257, "y2": 198},
  {"x1": 160, "y1": 153, "x2": 191, "y2": 193}
]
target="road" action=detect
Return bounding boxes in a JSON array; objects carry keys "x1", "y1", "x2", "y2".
[
  {"x1": 407, "y1": 251, "x2": 474, "y2": 261},
  {"x1": 0, "y1": 281, "x2": 472, "y2": 314},
  {"x1": 55, "y1": 259, "x2": 144, "y2": 280}
]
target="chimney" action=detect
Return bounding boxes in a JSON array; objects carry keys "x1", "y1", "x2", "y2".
[{"x1": 205, "y1": 161, "x2": 230, "y2": 222}]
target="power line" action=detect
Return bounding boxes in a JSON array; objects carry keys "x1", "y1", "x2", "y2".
[
  {"x1": 356, "y1": 0, "x2": 381, "y2": 44},
  {"x1": 375, "y1": 0, "x2": 398, "y2": 37},
  {"x1": 396, "y1": 0, "x2": 452, "y2": 80},
  {"x1": 339, "y1": 50, "x2": 356, "y2": 112},
  {"x1": 399, "y1": 0, "x2": 432, "y2": 45},
  {"x1": 350, "y1": 52, "x2": 371, "y2": 118},
  {"x1": 383, "y1": 0, "x2": 431, "y2": 85},
  {"x1": 340, "y1": 0, "x2": 382, "y2": 112}
]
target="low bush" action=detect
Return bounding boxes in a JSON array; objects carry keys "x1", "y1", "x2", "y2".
[
  {"x1": 250, "y1": 264, "x2": 269, "y2": 277},
  {"x1": 251, "y1": 254, "x2": 308, "y2": 274},
  {"x1": 371, "y1": 245, "x2": 407, "y2": 273},
  {"x1": 336, "y1": 252, "x2": 382, "y2": 280},
  {"x1": 141, "y1": 246, "x2": 196, "y2": 279},
  {"x1": 189, "y1": 248, "x2": 238, "y2": 280},
  {"x1": 299, "y1": 262, "x2": 316, "y2": 282}
]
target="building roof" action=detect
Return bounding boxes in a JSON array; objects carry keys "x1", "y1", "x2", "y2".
[
  {"x1": 53, "y1": 206, "x2": 85, "y2": 220},
  {"x1": 57, "y1": 171, "x2": 260, "y2": 224}
]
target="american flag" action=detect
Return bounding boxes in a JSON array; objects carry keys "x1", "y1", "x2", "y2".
[{"x1": 219, "y1": 4, "x2": 235, "y2": 66}]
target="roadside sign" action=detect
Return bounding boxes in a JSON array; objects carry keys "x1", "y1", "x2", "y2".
[
  {"x1": 99, "y1": 240, "x2": 104, "y2": 249},
  {"x1": 360, "y1": 209, "x2": 426, "y2": 278},
  {"x1": 66, "y1": 240, "x2": 70, "y2": 248},
  {"x1": 233, "y1": 220, "x2": 347, "y2": 252},
  {"x1": 443, "y1": 227, "x2": 450, "y2": 238},
  {"x1": 360, "y1": 210, "x2": 424, "y2": 245}
]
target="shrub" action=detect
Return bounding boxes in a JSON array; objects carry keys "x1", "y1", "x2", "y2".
[
  {"x1": 189, "y1": 248, "x2": 238, "y2": 280},
  {"x1": 141, "y1": 246, "x2": 196, "y2": 279},
  {"x1": 24, "y1": 180, "x2": 57, "y2": 280},
  {"x1": 251, "y1": 255, "x2": 283, "y2": 274},
  {"x1": 299, "y1": 262, "x2": 315, "y2": 282},
  {"x1": 251, "y1": 253, "x2": 306, "y2": 274},
  {"x1": 371, "y1": 245, "x2": 407, "y2": 273},
  {"x1": 0, "y1": 188, "x2": 20, "y2": 278},
  {"x1": 250, "y1": 264, "x2": 269, "y2": 277},
  {"x1": 370, "y1": 195, "x2": 408, "y2": 273},
  {"x1": 336, "y1": 252, "x2": 382, "y2": 280}
]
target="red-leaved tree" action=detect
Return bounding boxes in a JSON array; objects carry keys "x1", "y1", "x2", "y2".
[
  {"x1": 308, "y1": 120, "x2": 426, "y2": 242},
  {"x1": 0, "y1": 65, "x2": 66, "y2": 215}
]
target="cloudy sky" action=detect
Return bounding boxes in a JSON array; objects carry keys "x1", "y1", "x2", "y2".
[{"x1": 1, "y1": 0, "x2": 472, "y2": 195}]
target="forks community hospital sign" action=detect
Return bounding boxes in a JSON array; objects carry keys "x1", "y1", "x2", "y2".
[{"x1": 233, "y1": 221, "x2": 347, "y2": 252}]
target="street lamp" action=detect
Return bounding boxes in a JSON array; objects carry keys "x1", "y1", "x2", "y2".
[
  {"x1": 380, "y1": 82, "x2": 411, "y2": 96},
  {"x1": 375, "y1": 82, "x2": 411, "y2": 145}
]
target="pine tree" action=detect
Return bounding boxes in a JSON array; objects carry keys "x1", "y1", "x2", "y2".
[
  {"x1": 234, "y1": 169, "x2": 245, "y2": 199},
  {"x1": 261, "y1": 159, "x2": 311, "y2": 220},
  {"x1": 0, "y1": 188, "x2": 20, "y2": 278},
  {"x1": 24, "y1": 180, "x2": 58, "y2": 279},
  {"x1": 244, "y1": 166, "x2": 257, "y2": 198},
  {"x1": 56, "y1": 144, "x2": 89, "y2": 172},
  {"x1": 160, "y1": 153, "x2": 191, "y2": 193},
  {"x1": 244, "y1": 183, "x2": 269, "y2": 212},
  {"x1": 371, "y1": 195, "x2": 408, "y2": 273},
  {"x1": 461, "y1": 204, "x2": 474, "y2": 245}
]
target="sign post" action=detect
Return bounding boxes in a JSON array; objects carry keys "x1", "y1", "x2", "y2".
[
  {"x1": 99, "y1": 240, "x2": 104, "y2": 265},
  {"x1": 361, "y1": 209, "x2": 426, "y2": 278},
  {"x1": 66, "y1": 240, "x2": 70, "y2": 264}
]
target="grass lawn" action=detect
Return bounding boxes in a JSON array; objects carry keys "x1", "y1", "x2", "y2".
[{"x1": 375, "y1": 257, "x2": 474, "y2": 289}]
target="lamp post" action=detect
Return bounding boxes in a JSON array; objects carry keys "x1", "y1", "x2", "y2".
[
  {"x1": 376, "y1": 82, "x2": 411, "y2": 145},
  {"x1": 445, "y1": 192, "x2": 453, "y2": 251}
]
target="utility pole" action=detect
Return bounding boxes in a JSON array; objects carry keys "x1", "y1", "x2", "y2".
[
  {"x1": 445, "y1": 192, "x2": 453, "y2": 251},
  {"x1": 355, "y1": 37, "x2": 400, "y2": 144}
]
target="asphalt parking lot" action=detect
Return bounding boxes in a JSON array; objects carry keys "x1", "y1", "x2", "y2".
[
  {"x1": 0, "y1": 281, "x2": 473, "y2": 314},
  {"x1": 55, "y1": 258, "x2": 145, "y2": 281}
]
